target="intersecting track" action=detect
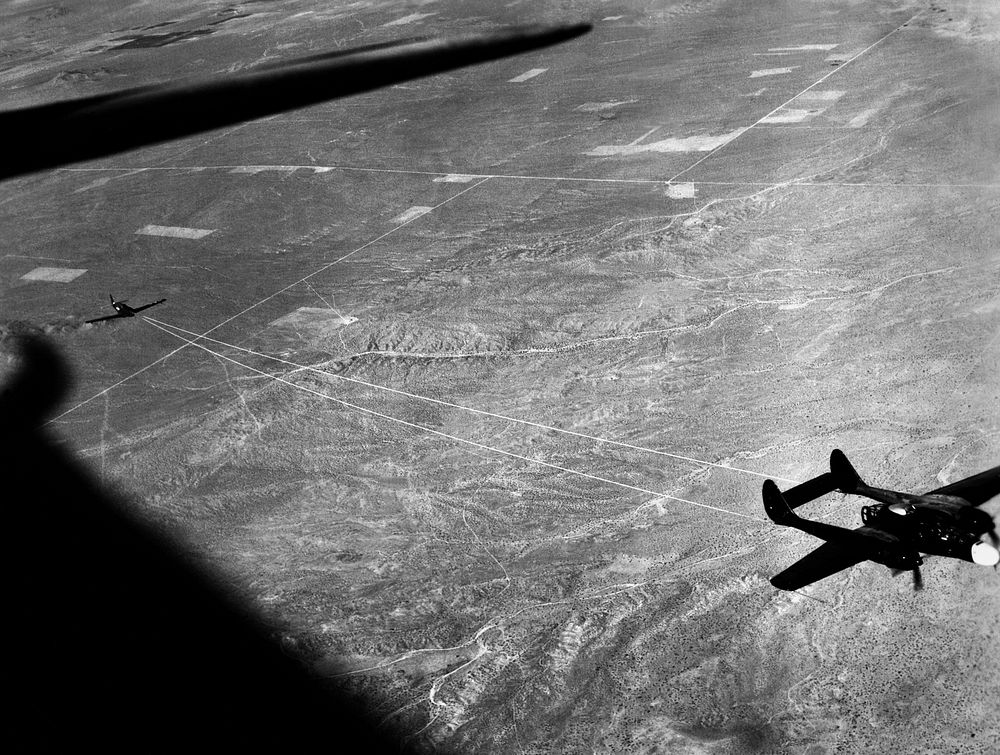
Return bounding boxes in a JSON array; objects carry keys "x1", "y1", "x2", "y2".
[
  {"x1": 61, "y1": 165, "x2": 1000, "y2": 192},
  {"x1": 49, "y1": 9, "x2": 926, "y2": 527},
  {"x1": 664, "y1": 9, "x2": 925, "y2": 184},
  {"x1": 144, "y1": 315, "x2": 799, "y2": 485},
  {"x1": 142, "y1": 315, "x2": 767, "y2": 523},
  {"x1": 47, "y1": 176, "x2": 492, "y2": 423}
]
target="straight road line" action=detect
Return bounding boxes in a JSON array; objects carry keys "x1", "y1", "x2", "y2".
[
  {"x1": 666, "y1": 9, "x2": 927, "y2": 183},
  {"x1": 144, "y1": 317, "x2": 767, "y2": 523},
  {"x1": 58, "y1": 166, "x2": 1000, "y2": 190},
  {"x1": 146, "y1": 315, "x2": 802, "y2": 485},
  {"x1": 48, "y1": 177, "x2": 492, "y2": 422}
]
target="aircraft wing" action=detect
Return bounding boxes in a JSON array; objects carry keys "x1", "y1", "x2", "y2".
[
  {"x1": 85, "y1": 314, "x2": 124, "y2": 324},
  {"x1": 132, "y1": 299, "x2": 166, "y2": 313},
  {"x1": 770, "y1": 540, "x2": 870, "y2": 591},
  {"x1": 925, "y1": 465, "x2": 1000, "y2": 507},
  {"x1": 0, "y1": 23, "x2": 590, "y2": 180},
  {"x1": 777, "y1": 471, "x2": 838, "y2": 510}
]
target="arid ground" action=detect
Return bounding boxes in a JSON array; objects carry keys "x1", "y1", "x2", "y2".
[{"x1": 1, "y1": 1, "x2": 998, "y2": 752}]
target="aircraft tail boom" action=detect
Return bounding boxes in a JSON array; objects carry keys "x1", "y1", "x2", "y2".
[
  {"x1": 830, "y1": 448, "x2": 864, "y2": 492},
  {"x1": 763, "y1": 480, "x2": 799, "y2": 525}
]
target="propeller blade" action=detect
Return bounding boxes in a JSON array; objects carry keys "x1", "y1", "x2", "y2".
[{"x1": 913, "y1": 567, "x2": 923, "y2": 592}]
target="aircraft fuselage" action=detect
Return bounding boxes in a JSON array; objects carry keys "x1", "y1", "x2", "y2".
[{"x1": 860, "y1": 495, "x2": 996, "y2": 564}]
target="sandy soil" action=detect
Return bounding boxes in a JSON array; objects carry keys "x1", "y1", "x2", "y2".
[{"x1": 1, "y1": 1, "x2": 998, "y2": 752}]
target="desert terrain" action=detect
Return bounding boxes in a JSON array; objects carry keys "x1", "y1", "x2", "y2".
[{"x1": 1, "y1": 0, "x2": 998, "y2": 752}]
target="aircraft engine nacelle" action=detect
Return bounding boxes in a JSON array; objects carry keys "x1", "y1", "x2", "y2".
[{"x1": 970, "y1": 540, "x2": 1000, "y2": 567}]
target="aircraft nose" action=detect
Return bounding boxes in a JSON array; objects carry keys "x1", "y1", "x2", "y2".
[
  {"x1": 970, "y1": 541, "x2": 1000, "y2": 567},
  {"x1": 961, "y1": 508, "x2": 992, "y2": 527}
]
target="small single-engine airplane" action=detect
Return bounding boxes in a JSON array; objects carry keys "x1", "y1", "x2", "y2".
[
  {"x1": 763, "y1": 449, "x2": 999, "y2": 591},
  {"x1": 85, "y1": 294, "x2": 166, "y2": 324}
]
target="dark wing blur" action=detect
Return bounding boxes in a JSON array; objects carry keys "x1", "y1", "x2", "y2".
[
  {"x1": 132, "y1": 298, "x2": 167, "y2": 313},
  {"x1": 0, "y1": 23, "x2": 590, "y2": 180},
  {"x1": 84, "y1": 313, "x2": 125, "y2": 324},
  {"x1": 775, "y1": 471, "x2": 839, "y2": 511},
  {"x1": 3, "y1": 336, "x2": 402, "y2": 751},
  {"x1": 925, "y1": 465, "x2": 1000, "y2": 507},
  {"x1": 770, "y1": 540, "x2": 869, "y2": 591}
]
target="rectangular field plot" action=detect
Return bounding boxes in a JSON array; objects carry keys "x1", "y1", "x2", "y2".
[
  {"x1": 508, "y1": 68, "x2": 548, "y2": 83},
  {"x1": 20, "y1": 266, "x2": 87, "y2": 282},
  {"x1": 268, "y1": 307, "x2": 358, "y2": 331},
  {"x1": 136, "y1": 225, "x2": 215, "y2": 239},
  {"x1": 393, "y1": 206, "x2": 433, "y2": 224}
]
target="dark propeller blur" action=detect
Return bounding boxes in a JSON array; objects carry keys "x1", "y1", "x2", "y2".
[
  {"x1": 0, "y1": 24, "x2": 590, "y2": 180},
  {"x1": 0, "y1": 20, "x2": 590, "y2": 751}
]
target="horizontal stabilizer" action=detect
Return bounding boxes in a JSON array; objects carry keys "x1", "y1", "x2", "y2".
[
  {"x1": 770, "y1": 541, "x2": 868, "y2": 591},
  {"x1": 764, "y1": 477, "x2": 870, "y2": 543},
  {"x1": 781, "y1": 472, "x2": 838, "y2": 509}
]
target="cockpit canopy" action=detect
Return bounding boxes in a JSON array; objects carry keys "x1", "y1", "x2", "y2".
[{"x1": 862, "y1": 503, "x2": 916, "y2": 524}]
